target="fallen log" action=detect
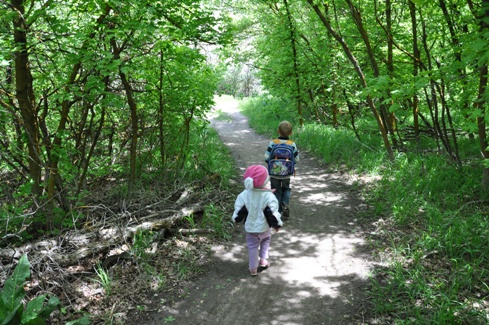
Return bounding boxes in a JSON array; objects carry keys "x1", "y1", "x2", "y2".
[
  {"x1": 166, "y1": 228, "x2": 215, "y2": 235},
  {"x1": 0, "y1": 204, "x2": 204, "y2": 270}
]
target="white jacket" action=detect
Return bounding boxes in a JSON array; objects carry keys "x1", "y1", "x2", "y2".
[{"x1": 232, "y1": 189, "x2": 283, "y2": 233}]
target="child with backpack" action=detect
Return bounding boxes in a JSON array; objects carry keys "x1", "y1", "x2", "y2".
[
  {"x1": 265, "y1": 120, "x2": 300, "y2": 218},
  {"x1": 232, "y1": 165, "x2": 283, "y2": 276}
]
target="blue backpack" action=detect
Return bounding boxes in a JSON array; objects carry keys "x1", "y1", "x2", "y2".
[{"x1": 267, "y1": 139, "x2": 295, "y2": 176}]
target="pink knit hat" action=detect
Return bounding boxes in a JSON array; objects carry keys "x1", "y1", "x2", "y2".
[{"x1": 243, "y1": 165, "x2": 269, "y2": 189}]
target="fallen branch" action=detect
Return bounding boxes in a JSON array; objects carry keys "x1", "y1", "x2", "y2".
[
  {"x1": 167, "y1": 228, "x2": 215, "y2": 235},
  {"x1": 0, "y1": 204, "x2": 204, "y2": 269}
]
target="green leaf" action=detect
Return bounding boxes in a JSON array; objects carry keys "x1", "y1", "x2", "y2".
[
  {"x1": 410, "y1": 0, "x2": 430, "y2": 6},
  {"x1": 1, "y1": 304, "x2": 23, "y2": 325},
  {"x1": 0, "y1": 298, "x2": 7, "y2": 321},
  {"x1": 0, "y1": 255, "x2": 32, "y2": 324},
  {"x1": 22, "y1": 295, "x2": 46, "y2": 323},
  {"x1": 66, "y1": 315, "x2": 91, "y2": 325},
  {"x1": 2, "y1": 255, "x2": 30, "y2": 310},
  {"x1": 38, "y1": 296, "x2": 60, "y2": 319}
]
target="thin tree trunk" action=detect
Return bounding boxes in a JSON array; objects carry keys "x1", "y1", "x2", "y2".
[
  {"x1": 45, "y1": 7, "x2": 112, "y2": 228},
  {"x1": 110, "y1": 38, "x2": 139, "y2": 195},
  {"x1": 76, "y1": 94, "x2": 107, "y2": 197},
  {"x1": 283, "y1": 0, "x2": 303, "y2": 126},
  {"x1": 45, "y1": 63, "x2": 81, "y2": 229},
  {"x1": 332, "y1": 59, "x2": 338, "y2": 128},
  {"x1": 350, "y1": 0, "x2": 398, "y2": 149},
  {"x1": 306, "y1": 0, "x2": 394, "y2": 161},
  {"x1": 344, "y1": 90, "x2": 361, "y2": 142},
  {"x1": 159, "y1": 49, "x2": 167, "y2": 166},
  {"x1": 420, "y1": 13, "x2": 447, "y2": 153},
  {"x1": 472, "y1": 0, "x2": 489, "y2": 187},
  {"x1": 385, "y1": 0, "x2": 400, "y2": 148},
  {"x1": 12, "y1": 0, "x2": 43, "y2": 202},
  {"x1": 409, "y1": 1, "x2": 421, "y2": 143}
]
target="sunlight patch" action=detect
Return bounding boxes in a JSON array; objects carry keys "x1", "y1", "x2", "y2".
[{"x1": 300, "y1": 192, "x2": 343, "y2": 205}]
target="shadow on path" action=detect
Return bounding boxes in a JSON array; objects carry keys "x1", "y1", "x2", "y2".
[{"x1": 141, "y1": 97, "x2": 375, "y2": 325}]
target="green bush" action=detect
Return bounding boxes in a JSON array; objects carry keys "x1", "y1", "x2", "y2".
[
  {"x1": 240, "y1": 93, "x2": 489, "y2": 324},
  {"x1": 0, "y1": 255, "x2": 60, "y2": 325},
  {"x1": 0, "y1": 255, "x2": 90, "y2": 325}
]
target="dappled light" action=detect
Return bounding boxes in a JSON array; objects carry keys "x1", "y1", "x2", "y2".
[
  {"x1": 136, "y1": 96, "x2": 374, "y2": 325},
  {"x1": 3, "y1": 0, "x2": 489, "y2": 322}
]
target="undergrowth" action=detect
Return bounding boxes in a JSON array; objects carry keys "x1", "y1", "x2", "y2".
[
  {"x1": 0, "y1": 117, "x2": 238, "y2": 324},
  {"x1": 240, "y1": 94, "x2": 489, "y2": 324}
]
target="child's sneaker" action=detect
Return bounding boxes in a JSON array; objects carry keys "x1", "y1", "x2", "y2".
[
  {"x1": 281, "y1": 204, "x2": 290, "y2": 218},
  {"x1": 250, "y1": 268, "x2": 257, "y2": 276},
  {"x1": 259, "y1": 259, "x2": 269, "y2": 269}
]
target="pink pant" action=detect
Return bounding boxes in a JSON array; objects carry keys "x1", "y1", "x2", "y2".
[{"x1": 246, "y1": 229, "x2": 271, "y2": 270}]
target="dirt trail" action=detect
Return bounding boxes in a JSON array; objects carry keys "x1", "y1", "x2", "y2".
[{"x1": 143, "y1": 97, "x2": 374, "y2": 325}]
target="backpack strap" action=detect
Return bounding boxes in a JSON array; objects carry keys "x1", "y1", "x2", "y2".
[{"x1": 272, "y1": 139, "x2": 294, "y2": 145}]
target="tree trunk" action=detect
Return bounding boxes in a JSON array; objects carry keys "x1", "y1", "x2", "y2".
[
  {"x1": 409, "y1": 1, "x2": 421, "y2": 143},
  {"x1": 283, "y1": 0, "x2": 304, "y2": 126},
  {"x1": 110, "y1": 38, "x2": 139, "y2": 195},
  {"x1": 420, "y1": 13, "x2": 446, "y2": 153},
  {"x1": 45, "y1": 63, "x2": 81, "y2": 229},
  {"x1": 159, "y1": 49, "x2": 167, "y2": 166},
  {"x1": 306, "y1": 0, "x2": 394, "y2": 161},
  {"x1": 45, "y1": 7, "x2": 112, "y2": 227},
  {"x1": 12, "y1": 0, "x2": 43, "y2": 202},
  {"x1": 349, "y1": 0, "x2": 398, "y2": 149},
  {"x1": 385, "y1": 0, "x2": 400, "y2": 148},
  {"x1": 474, "y1": 0, "x2": 489, "y2": 187},
  {"x1": 76, "y1": 99, "x2": 107, "y2": 197}
]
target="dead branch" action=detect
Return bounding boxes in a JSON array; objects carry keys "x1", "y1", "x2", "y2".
[
  {"x1": 0, "y1": 203, "x2": 204, "y2": 271},
  {"x1": 167, "y1": 228, "x2": 216, "y2": 235}
]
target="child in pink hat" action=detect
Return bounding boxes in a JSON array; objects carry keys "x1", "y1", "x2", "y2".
[{"x1": 232, "y1": 165, "x2": 283, "y2": 276}]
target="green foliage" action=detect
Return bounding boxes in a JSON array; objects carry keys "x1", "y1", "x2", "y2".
[
  {"x1": 179, "y1": 124, "x2": 236, "y2": 184},
  {"x1": 242, "y1": 93, "x2": 489, "y2": 324},
  {"x1": 201, "y1": 203, "x2": 234, "y2": 240},
  {"x1": 93, "y1": 264, "x2": 112, "y2": 297},
  {"x1": 365, "y1": 154, "x2": 489, "y2": 323},
  {"x1": 132, "y1": 229, "x2": 157, "y2": 261},
  {"x1": 240, "y1": 95, "x2": 300, "y2": 137},
  {"x1": 4, "y1": 0, "x2": 489, "y2": 322},
  {"x1": 0, "y1": 0, "x2": 234, "y2": 230},
  {"x1": 0, "y1": 254, "x2": 60, "y2": 325},
  {"x1": 65, "y1": 314, "x2": 90, "y2": 325},
  {"x1": 298, "y1": 122, "x2": 386, "y2": 172},
  {"x1": 241, "y1": 94, "x2": 387, "y2": 171}
]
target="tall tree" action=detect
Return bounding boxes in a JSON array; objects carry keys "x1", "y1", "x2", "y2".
[
  {"x1": 1, "y1": 0, "x2": 231, "y2": 230},
  {"x1": 306, "y1": 0, "x2": 394, "y2": 161},
  {"x1": 11, "y1": 0, "x2": 43, "y2": 203},
  {"x1": 283, "y1": 0, "x2": 304, "y2": 126},
  {"x1": 470, "y1": 0, "x2": 489, "y2": 186},
  {"x1": 409, "y1": 1, "x2": 421, "y2": 143}
]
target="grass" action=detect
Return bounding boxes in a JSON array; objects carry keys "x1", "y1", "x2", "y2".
[
  {"x1": 239, "y1": 94, "x2": 489, "y2": 324},
  {"x1": 94, "y1": 263, "x2": 112, "y2": 296},
  {"x1": 83, "y1": 124, "x2": 237, "y2": 321}
]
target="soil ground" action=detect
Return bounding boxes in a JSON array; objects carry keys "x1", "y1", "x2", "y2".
[{"x1": 135, "y1": 97, "x2": 376, "y2": 325}]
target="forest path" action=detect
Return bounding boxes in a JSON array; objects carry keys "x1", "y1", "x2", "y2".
[{"x1": 144, "y1": 96, "x2": 374, "y2": 324}]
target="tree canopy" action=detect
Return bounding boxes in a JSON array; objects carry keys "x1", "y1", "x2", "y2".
[
  {"x1": 2, "y1": 0, "x2": 489, "y2": 238},
  {"x1": 227, "y1": 0, "x2": 489, "y2": 170},
  {"x1": 1, "y1": 0, "x2": 232, "y2": 232},
  {"x1": 3, "y1": 1, "x2": 489, "y2": 324}
]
